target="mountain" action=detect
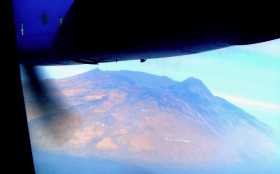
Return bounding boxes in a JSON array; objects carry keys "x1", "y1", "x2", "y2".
[{"x1": 23, "y1": 69, "x2": 278, "y2": 169}]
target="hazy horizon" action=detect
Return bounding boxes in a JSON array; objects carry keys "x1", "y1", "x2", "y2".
[
  {"x1": 23, "y1": 64, "x2": 280, "y2": 174},
  {"x1": 30, "y1": 39, "x2": 280, "y2": 136}
]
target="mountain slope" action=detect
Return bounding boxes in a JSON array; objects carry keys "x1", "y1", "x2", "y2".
[{"x1": 24, "y1": 69, "x2": 277, "y2": 168}]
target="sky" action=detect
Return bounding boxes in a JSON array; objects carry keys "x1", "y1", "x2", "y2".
[{"x1": 37, "y1": 39, "x2": 280, "y2": 134}]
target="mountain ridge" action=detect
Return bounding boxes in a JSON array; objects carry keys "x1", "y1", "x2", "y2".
[{"x1": 24, "y1": 69, "x2": 277, "y2": 167}]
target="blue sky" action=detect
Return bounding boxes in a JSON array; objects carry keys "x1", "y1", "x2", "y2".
[{"x1": 38, "y1": 39, "x2": 280, "y2": 134}]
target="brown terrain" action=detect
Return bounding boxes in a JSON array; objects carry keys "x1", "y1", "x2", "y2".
[{"x1": 23, "y1": 69, "x2": 277, "y2": 168}]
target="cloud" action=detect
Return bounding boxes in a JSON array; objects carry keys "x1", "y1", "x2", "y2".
[{"x1": 217, "y1": 93, "x2": 280, "y2": 111}]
